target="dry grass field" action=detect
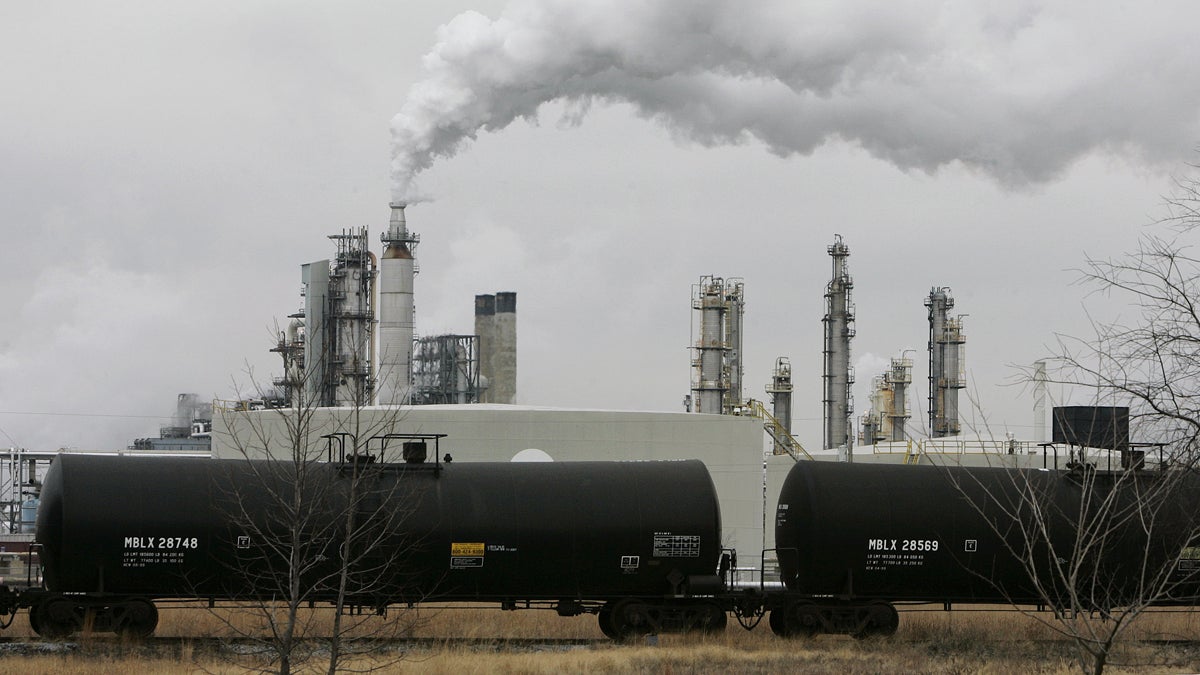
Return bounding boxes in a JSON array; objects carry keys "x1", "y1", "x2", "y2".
[{"x1": 0, "y1": 604, "x2": 1199, "y2": 674}]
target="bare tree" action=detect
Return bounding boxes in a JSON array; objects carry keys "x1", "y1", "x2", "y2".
[
  {"x1": 948, "y1": 458, "x2": 1200, "y2": 675},
  {"x1": 211, "y1": 360, "x2": 426, "y2": 675},
  {"x1": 953, "y1": 169, "x2": 1200, "y2": 675}
]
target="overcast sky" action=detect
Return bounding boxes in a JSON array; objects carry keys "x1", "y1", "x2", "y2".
[{"x1": 3, "y1": 1, "x2": 1199, "y2": 452}]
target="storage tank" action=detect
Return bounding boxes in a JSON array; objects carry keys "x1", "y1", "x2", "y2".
[{"x1": 37, "y1": 455, "x2": 722, "y2": 603}]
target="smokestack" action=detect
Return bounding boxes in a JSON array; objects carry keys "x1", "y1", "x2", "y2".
[
  {"x1": 474, "y1": 294, "x2": 496, "y2": 402},
  {"x1": 1033, "y1": 359, "x2": 1047, "y2": 443},
  {"x1": 378, "y1": 202, "x2": 419, "y2": 405},
  {"x1": 492, "y1": 292, "x2": 517, "y2": 404}
]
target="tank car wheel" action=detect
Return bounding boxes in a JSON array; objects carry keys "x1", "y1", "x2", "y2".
[
  {"x1": 610, "y1": 598, "x2": 652, "y2": 640},
  {"x1": 771, "y1": 602, "x2": 820, "y2": 638},
  {"x1": 693, "y1": 603, "x2": 727, "y2": 634},
  {"x1": 116, "y1": 599, "x2": 159, "y2": 638},
  {"x1": 33, "y1": 598, "x2": 80, "y2": 639},
  {"x1": 27, "y1": 606, "x2": 41, "y2": 635},
  {"x1": 768, "y1": 608, "x2": 787, "y2": 637},
  {"x1": 597, "y1": 601, "x2": 618, "y2": 640},
  {"x1": 790, "y1": 603, "x2": 822, "y2": 637},
  {"x1": 852, "y1": 602, "x2": 898, "y2": 640}
]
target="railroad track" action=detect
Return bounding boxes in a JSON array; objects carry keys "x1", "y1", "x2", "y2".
[{"x1": 0, "y1": 635, "x2": 609, "y2": 655}]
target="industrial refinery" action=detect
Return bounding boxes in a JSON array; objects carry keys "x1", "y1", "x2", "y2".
[
  {"x1": 204, "y1": 213, "x2": 1093, "y2": 562},
  {"x1": 265, "y1": 202, "x2": 517, "y2": 411},
  {"x1": 0, "y1": 202, "x2": 1124, "y2": 565}
]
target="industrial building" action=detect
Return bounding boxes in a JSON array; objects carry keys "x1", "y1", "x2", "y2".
[
  {"x1": 411, "y1": 334, "x2": 484, "y2": 405},
  {"x1": 265, "y1": 203, "x2": 517, "y2": 410},
  {"x1": 211, "y1": 405, "x2": 777, "y2": 562},
  {"x1": 129, "y1": 393, "x2": 213, "y2": 452},
  {"x1": 295, "y1": 228, "x2": 379, "y2": 408}
]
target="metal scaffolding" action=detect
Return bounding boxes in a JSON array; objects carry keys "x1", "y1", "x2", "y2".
[
  {"x1": 291, "y1": 228, "x2": 378, "y2": 408},
  {"x1": 411, "y1": 334, "x2": 484, "y2": 405}
]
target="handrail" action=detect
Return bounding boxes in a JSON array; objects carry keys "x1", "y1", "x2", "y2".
[{"x1": 737, "y1": 399, "x2": 813, "y2": 461}]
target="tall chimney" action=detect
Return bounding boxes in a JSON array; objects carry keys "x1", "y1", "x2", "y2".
[
  {"x1": 378, "y1": 202, "x2": 419, "y2": 405},
  {"x1": 492, "y1": 292, "x2": 517, "y2": 404},
  {"x1": 474, "y1": 294, "x2": 496, "y2": 402}
]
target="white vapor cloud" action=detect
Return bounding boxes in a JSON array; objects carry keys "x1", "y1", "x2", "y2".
[{"x1": 391, "y1": 0, "x2": 1200, "y2": 199}]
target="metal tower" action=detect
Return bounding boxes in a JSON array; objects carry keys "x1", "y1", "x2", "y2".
[
  {"x1": 861, "y1": 356, "x2": 914, "y2": 445},
  {"x1": 885, "y1": 356, "x2": 913, "y2": 441},
  {"x1": 328, "y1": 229, "x2": 377, "y2": 406},
  {"x1": 297, "y1": 228, "x2": 377, "y2": 408},
  {"x1": 927, "y1": 287, "x2": 965, "y2": 437},
  {"x1": 725, "y1": 280, "x2": 745, "y2": 409},
  {"x1": 270, "y1": 315, "x2": 305, "y2": 406},
  {"x1": 766, "y1": 357, "x2": 794, "y2": 454},
  {"x1": 691, "y1": 276, "x2": 745, "y2": 414},
  {"x1": 822, "y1": 236, "x2": 855, "y2": 452}
]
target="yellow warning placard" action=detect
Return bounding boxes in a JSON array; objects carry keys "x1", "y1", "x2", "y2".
[{"x1": 451, "y1": 542, "x2": 485, "y2": 557}]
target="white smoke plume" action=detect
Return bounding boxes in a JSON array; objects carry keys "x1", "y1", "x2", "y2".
[{"x1": 391, "y1": 0, "x2": 1200, "y2": 200}]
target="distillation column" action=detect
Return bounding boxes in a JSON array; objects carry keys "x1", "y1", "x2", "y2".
[
  {"x1": 691, "y1": 276, "x2": 744, "y2": 414},
  {"x1": 378, "y1": 203, "x2": 419, "y2": 406},
  {"x1": 927, "y1": 287, "x2": 966, "y2": 437},
  {"x1": 822, "y1": 236, "x2": 855, "y2": 452},
  {"x1": 860, "y1": 357, "x2": 912, "y2": 445},
  {"x1": 886, "y1": 356, "x2": 913, "y2": 441},
  {"x1": 724, "y1": 280, "x2": 745, "y2": 410},
  {"x1": 766, "y1": 357, "x2": 794, "y2": 454},
  {"x1": 860, "y1": 377, "x2": 885, "y2": 446},
  {"x1": 693, "y1": 278, "x2": 728, "y2": 414}
]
